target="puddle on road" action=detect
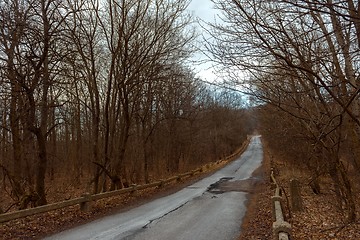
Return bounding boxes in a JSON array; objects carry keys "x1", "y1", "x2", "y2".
[{"x1": 207, "y1": 177, "x2": 260, "y2": 194}]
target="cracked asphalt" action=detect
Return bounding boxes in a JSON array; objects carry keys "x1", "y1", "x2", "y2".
[{"x1": 44, "y1": 136, "x2": 263, "y2": 240}]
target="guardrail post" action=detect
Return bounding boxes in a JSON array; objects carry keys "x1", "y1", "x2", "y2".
[
  {"x1": 290, "y1": 178, "x2": 303, "y2": 212},
  {"x1": 80, "y1": 193, "x2": 92, "y2": 211},
  {"x1": 159, "y1": 180, "x2": 165, "y2": 188},
  {"x1": 131, "y1": 184, "x2": 138, "y2": 194}
]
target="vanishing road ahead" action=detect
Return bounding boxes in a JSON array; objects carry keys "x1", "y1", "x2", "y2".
[{"x1": 45, "y1": 136, "x2": 263, "y2": 240}]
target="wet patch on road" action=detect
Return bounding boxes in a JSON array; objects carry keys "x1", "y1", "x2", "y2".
[{"x1": 207, "y1": 177, "x2": 260, "y2": 194}]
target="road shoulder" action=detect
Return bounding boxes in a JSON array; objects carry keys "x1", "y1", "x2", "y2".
[{"x1": 238, "y1": 144, "x2": 272, "y2": 240}]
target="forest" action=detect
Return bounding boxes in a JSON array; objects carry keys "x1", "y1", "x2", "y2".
[
  {"x1": 0, "y1": 0, "x2": 255, "y2": 213},
  {"x1": 210, "y1": 0, "x2": 360, "y2": 224},
  {"x1": 3, "y1": 0, "x2": 359, "y2": 230}
]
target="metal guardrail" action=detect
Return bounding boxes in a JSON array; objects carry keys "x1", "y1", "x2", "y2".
[
  {"x1": 270, "y1": 170, "x2": 291, "y2": 240},
  {"x1": 0, "y1": 139, "x2": 250, "y2": 224}
]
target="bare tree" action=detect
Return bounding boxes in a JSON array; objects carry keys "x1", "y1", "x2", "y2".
[
  {"x1": 0, "y1": 0, "x2": 77, "y2": 206},
  {"x1": 208, "y1": 0, "x2": 360, "y2": 222},
  {"x1": 0, "y1": 0, "x2": 255, "y2": 214},
  {"x1": 89, "y1": 0, "x2": 195, "y2": 191}
]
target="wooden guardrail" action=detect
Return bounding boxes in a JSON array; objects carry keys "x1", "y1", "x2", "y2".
[
  {"x1": 0, "y1": 139, "x2": 250, "y2": 224},
  {"x1": 270, "y1": 170, "x2": 291, "y2": 240},
  {"x1": 0, "y1": 170, "x2": 201, "y2": 223}
]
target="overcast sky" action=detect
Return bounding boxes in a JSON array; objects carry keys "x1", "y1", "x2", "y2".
[
  {"x1": 188, "y1": 0, "x2": 218, "y2": 23},
  {"x1": 187, "y1": 0, "x2": 220, "y2": 82}
]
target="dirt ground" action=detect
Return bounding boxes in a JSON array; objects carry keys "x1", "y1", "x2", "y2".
[
  {"x1": 238, "y1": 147, "x2": 273, "y2": 240},
  {"x1": 0, "y1": 158, "x2": 236, "y2": 240},
  {"x1": 2, "y1": 140, "x2": 359, "y2": 240},
  {"x1": 238, "y1": 143, "x2": 360, "y2": 240}
]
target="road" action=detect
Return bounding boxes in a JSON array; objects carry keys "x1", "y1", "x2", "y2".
[{"x1": 45, "y1": 136, "x2": 263, "y2": 240}]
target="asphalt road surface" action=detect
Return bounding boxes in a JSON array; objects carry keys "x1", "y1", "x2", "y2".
[{"x1": 45, "y1": 136, "x2": 263, "y2": 240}]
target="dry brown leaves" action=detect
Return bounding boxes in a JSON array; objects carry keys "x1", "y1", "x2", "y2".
[
  {"x1": 291, "y1": 187, "x2": 360, "y2": 240},
  {"x1": 3, "y1": 144, "x2": 359, "y2": 240},
  {"x1": 239, "y1": 145, "x2": 360, "y2": 240},
  {"x1": 0, "y1": 162, "x2": 229, "y2": 240},
  {"x1": 0, "y1": 192, "x2": 149, "y2": 240},
  {"x1": 238, "y1": 180, "x2": 273, "y2": 240},
  {"x1": 238, "y1": 148, "x2": 273, "y2": 240}
]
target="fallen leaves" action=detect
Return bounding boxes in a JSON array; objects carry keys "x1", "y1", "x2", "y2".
[
  {"x1": 238, "y1": 157, "x2": 272, "y2": 240},
  {"x1": 239, "y1": 147, "x2": 360, "y2": 240},
  {"x1": 0, "y1": 172, "x2": 216, "y2": 240}
]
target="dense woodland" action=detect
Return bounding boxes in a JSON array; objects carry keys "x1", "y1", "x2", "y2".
[
  {"x1": 3, "y1": 0, "x2": 359, "y2": 229},
  {"x1": 0, "y1": 0, "x2": 255, "y2": 212},
  {"x1": 210, "y1": 0, "x2": 360, "y2": 223}
]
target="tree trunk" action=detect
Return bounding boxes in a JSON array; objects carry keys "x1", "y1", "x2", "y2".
[
  {"x1": 290, "y1": 178, "x2": 303, "y2": 212},
  {"x1": 9, "y1": 87, "x2": 24, "y2": 199},
  {"x1": 329, "y1": 157, "x2": 356, "y2": 223},
  {"x1": 34, "y1": 129, "x2": 48, "y2": 206},
  {"x1": 338, "y1": 162, "x2": 356, "y2": 223}
]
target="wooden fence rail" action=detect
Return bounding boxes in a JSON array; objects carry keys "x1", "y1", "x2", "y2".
[
  {"x1": 0, "y1": 138, "x2": 250, "y2": 224},
  {"x1": 270, "y1": 170, "x2": 291, "y2": 240},
  {"x1": 0, "y1": 169, "x2": 201, "y2": 224}
]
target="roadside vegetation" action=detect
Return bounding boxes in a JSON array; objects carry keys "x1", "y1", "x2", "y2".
[
  {"x1": 0, "y1": 0, "x2": 254, "y2": 215},
  {"x1": 209, "y1": 0, "x2": 360, "y2": 238},
  {"x1": 2, "y1": 0, "x2": 360, "y2": 239}
]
